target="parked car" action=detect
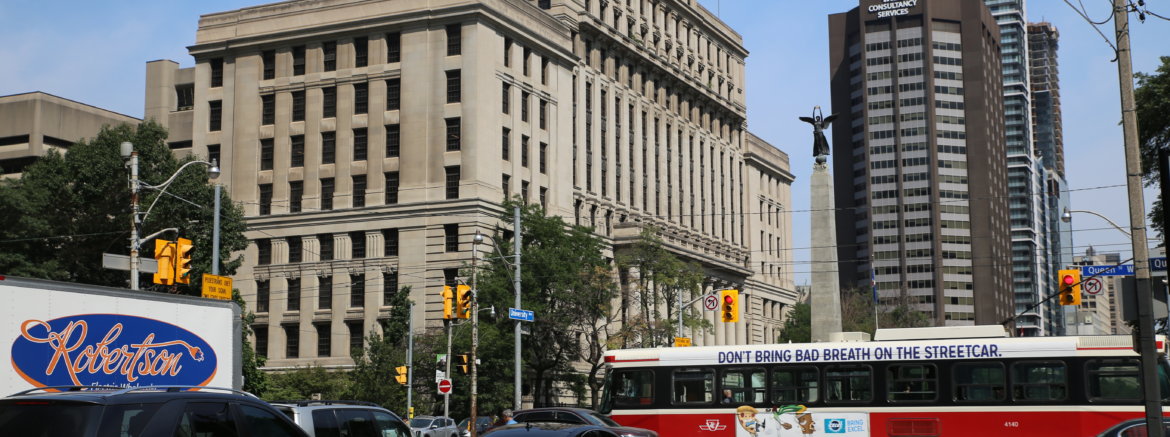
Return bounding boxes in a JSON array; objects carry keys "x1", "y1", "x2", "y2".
[
  {"x1": 459, "y1": 415, "x2": 494, "y2": 436},
  {"x1": 1096, "y1": 418, "x2": 1170, "y2": 437},
  {"x1": 0, "y1": 385, "x2": 308, "y2": 437},
  {"x1": 270, "y1": 399, "x2": 411, "y2": 437},
  {"x1": 511, "y1": 407, "x2": 657, "y2": 437},
  {"x1": 411, "y1": 415, "x2": 460, "y2": 437},
  {"x1": 484, "y1": 422, "x2": 618, "y2": 437}
]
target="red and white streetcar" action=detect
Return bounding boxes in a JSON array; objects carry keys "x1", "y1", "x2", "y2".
[{"x1": 599, "y1": 326, "x2": 1169, "y2": 436}]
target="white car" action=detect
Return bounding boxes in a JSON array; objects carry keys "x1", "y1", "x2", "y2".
[{"x1": 410, "y1": 415, "x2": 459, "y2": 437}]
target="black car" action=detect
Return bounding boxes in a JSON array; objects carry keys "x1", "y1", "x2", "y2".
[
  {"x1": 483, "y1": 422, "x2": 618, "y2": 437},
  {"x1": 0, "y1": 385, "x2": 308, "y2": 437},
  {"x1": 511, "y1": 408, "x2": 656, "y2": 437},
  {"x1": 1096, "y1": 418, "x2": 1170, "y2": 437}
]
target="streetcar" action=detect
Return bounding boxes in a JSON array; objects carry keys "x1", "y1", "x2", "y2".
[{"x1": 599, "y1": 326, "x2": 1170, "y2": 436}]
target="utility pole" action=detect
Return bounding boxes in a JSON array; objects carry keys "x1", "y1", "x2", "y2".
[
  {"x1": 470, "y1": 236, "x2": 480, "y2": 437},
  {"x1": 407, "y1": 301, "x2": 414, "y2": 419},
  {"x1": 513, "y1": 204, "x2": 523, "y2": 412},
  {"x1": 1112, "y1": 1, "x2": 1163, "y2": 435},
  {"x1": 444, "y1": 319, "x2": 452, "y2": 417},
  {"x1": 211, "y1": 183, "x2": 221, "y2": 275},
  {"x1": 125, "y1": 142, "x2": 140, "y2": 291}
]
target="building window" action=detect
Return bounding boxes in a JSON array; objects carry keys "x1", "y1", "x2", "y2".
[
  {"x1": 322, "y1": 132, "x2": 336, "y2": 164},
  {"x1": 353, "y1": 174, "x2": 366, "y2": 207},
  {"x1": 287, "y1": 278, "x2": 301, "y2": 311},
  {"x1": 540, "y1": 142, "x2": 548, "y2": 173},
  {"x1": 386, "y1": 32, "x2": 401, "y2": 63},
  {"x1": 502, "y1": 128, "x2": 511, "y2": 160},
  {"x1": 502, "y1": 83, "x2": 510, "y2": 113},
  {"x1": 315, "y1": 322, "x2": 330, "y2": 357},
  {"x1": 318, "y1": 276, "x2": 332, "y2": 309},
  {"x1": 521, "y1": 92, "x2": 530, "y2": 122},
  {"x1": 322, "y1": 86, "x2": 336, "y2": 118},
  {"x1": 386, "y1": 124, "x2": 400, "y2": 157},
  {"x1": 256, "y1": 281, "x2": 270, "y2": 312},
  {"x1": 318, "y1": 234, "x2": 334, "y2": 261},
  {"x1": 350, "y1": 273, "x2": 365, "y2": 307},
  {"x1": 503, "y1": 174, "x2": 511, "y2": 195},
  {"x1": 383, "y1": 271, "x2": 398, "y2": 305},
  {"x1": 541, "y1": 57, "x2": 549, "y2": 85},
  {"x1": 354, "y1": 83, "x2": 368, "y2": 114},
  {"x1": 540, "y1": 186, "x2": 547, "y2": 209},
  {"x1": 444, "y1": 268, "x2": 458, "y2": 289},
  {"x1": 523, "y1": 47, "x2": 532, "y2": 76},
  {"x1": 323, "y1": 41, "x2": 337, "y2": 71},
  {"x1": 522, "y1": 181, "x2": 530, "y2": 201},
  {"x1": 447, "y1": 70, "x2": 461, "y2": 103},
  {"x1": 293, "y1": 45, "x2": 306, "y2": 75},
  {"x1": 209, "y1": 100, "x2": 222, "y2": 131},
  {"x1": 261, "y1": 95, "x2": 275, "y2": 125},
  {"x1": 521, "y1": 136, "x2": 530, "y2": 167},
  {"x1": 256, "y1": 239, "x2": 271, "y2": 265},
  {"x1": 254, "y1": 326, "x2": 268, "y2": 358},
  {"x1": 290, "y1": 181, "x2": 303, "y2": 213},
  {"x1": 207, "y1": 144, "x2": 220, "y2": 166},
  {"x1": 284, "y1": 324, "x2": 299, "y2": 358},
  {"x1": 259, "y1": 184, "x2": 272, "y2": 215},
  {"x1": 321, "y1": 178, "x2": 334, "y2": 210},
  {"x1": 383, "y1": 228, "x2": 399, "y2": 257},
  {"x1": 292, "y1": 91, "x2": 305, "y2": 121},
  {"x1": 445, "y1": 166, "x2": 460, "y2": 199},
  {"x1": 353, "y1": 128, "x2": 368, "y2": 161},
  {"x1": 386, "y1": 78, "x2": 400, "y2": 110},
  {"x1": 385, "y1": 171, "x2": 399, "y2": 204},
  {"x1": 176, "y1": 85, "x2": 194, "y2": 110},
  {"x1": 354, "y1": 36, "x2": 368, "y2": 67},
  {"x1": 347, "y1": 322, "x2": 363, "y2": 354},
  {"x1": 446, "y1": 117, "x2": 461, "y2": 151},
  {"x1": 504, "y1": 38, "x2": 512, "y2": 67},
  {"x1": 447, "y1": 24, "x2": 461, "y2": 56},
  {"x1": 291, "y1": 135, "x2": 304, "y2": 167},
  {"x1": 539, "y1": 100, "x2": 547, "y2": 129},
  {"x1": 210, "y1": 58, "x2": 223, "y2": 88},
  {"x1": 444, "y1": 223, "x2": 459, "y2": 252},
  {"x1": 260, "y1": 139, "x2": 274, "y2": 170},
  {"x1": 350, "y1": 231, "x2": 366, "y2": 259},
  {"x1": 262, "y1": 50, "x2": 275, "y2": 80}
]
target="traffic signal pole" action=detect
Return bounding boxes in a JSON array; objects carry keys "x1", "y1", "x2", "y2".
[
  {"x1": 470, "y1": 235, "x2": 480, "y2": 437},
  {"x1": 444, "y1": 319, "x2": 452, "y2": 418}
]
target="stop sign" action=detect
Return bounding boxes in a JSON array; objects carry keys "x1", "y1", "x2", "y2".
[{"x1": 438, "y1": 379, "x2": 452, "y2": 394}]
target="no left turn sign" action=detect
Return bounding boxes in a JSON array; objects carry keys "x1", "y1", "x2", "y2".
[
  {"x1": 1083, "y1": 277, "x2": 1104, "y2": 296},
  {"x1": 703, "y1": 294, "x2": 719, "y2": 311}
]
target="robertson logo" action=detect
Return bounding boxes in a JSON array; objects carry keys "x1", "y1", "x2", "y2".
[{"x1": 11, "y1": 314, "x2": 217, "y2": 389}]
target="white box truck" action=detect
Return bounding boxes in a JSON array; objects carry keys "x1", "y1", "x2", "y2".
[{"x1": 0, "y1": 275, "x2": 241, "y2": 394}]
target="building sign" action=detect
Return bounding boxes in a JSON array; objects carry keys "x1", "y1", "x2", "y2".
[
  {"x1": 867, "y1": 0, "x2": 919, "y2": 19},
  {"x1": 647, "y1": 338, "x2": 1082, "y2": 367}
]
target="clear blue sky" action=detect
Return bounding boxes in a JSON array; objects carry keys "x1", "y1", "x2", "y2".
[{"x1": 2, "y1": 0, "x2": 1168, "y2": 284}]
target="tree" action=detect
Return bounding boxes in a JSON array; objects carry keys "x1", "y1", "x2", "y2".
[
  {"x1": 264, "y1": 365, "x2": 351, "y2": 401},
  {"x1": 613, "y1": 227, "x2": 706, "y2": 349},
  {"x1": 1137, "y1": 57, "x2": 1170, "y2": 239},
  {"x1": 349, "y1": 285, "x2": 413, "y2": 411},
  {"x1": 775, "y1": 287, "x2": 930, "y2": 343},
  {"x1": 776, "y1": 301, "x2": 811, "y2": 343}
]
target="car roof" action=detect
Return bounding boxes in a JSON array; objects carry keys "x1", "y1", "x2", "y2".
[
  {"x1": 485, "y1": 422, "x2": 609, "y2": 436},
  {"x1": 515, "y1": 407, "x2": 590, "y2": 414},
  {"x1": 2, "y1": 386, "x2": 260, "y2": 405}
]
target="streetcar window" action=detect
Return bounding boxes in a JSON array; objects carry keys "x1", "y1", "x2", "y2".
[
  {"x1": 611, "y1": 369, "x2": 655, "y2": 408},
  {"x1": 1011, "y1": 361, "x2": 1067, "y2": 401},
  {"x1": 1087, "y1": 359, "x2": 1141, "y2": 401},
  {"x1": 886, "y1": 363, "x2": 937, "y2": 402},
  {"x1": 770, "y1": 367, "x2": 819, "y2": 404},
  {"x1": 672, "y1": 368, "x2": 715, "y2": 405},
  {"x1": 953, "y1": 362, "x2": 1005, "y2": 402},
  {"x1": 824, "y1": 365, "x2": 872, "y2": 403},
  {"x1": 720, "y1": 368, "x2": 766, "y2": 404}
]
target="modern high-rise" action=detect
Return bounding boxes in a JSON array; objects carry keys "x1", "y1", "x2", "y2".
[
  {"x1": 146, "y1": 0, "x2": 797, "y2": 368},
  {"x1": 828, "y1": 0, "x2": 1014, "y2": 326}
]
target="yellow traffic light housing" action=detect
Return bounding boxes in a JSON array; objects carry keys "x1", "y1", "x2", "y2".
[
  {"x1": 442, "y1": 286, "x2": 455, "y2": 319},
  {"x1": 457, "y1": 354, "x2": 470, "y2": 374},
  {"x1": 720, "y1": 289, "x2": 740, "y2": 322},
  {"x1": 175, "y1": 238, "x2": 194, "y2": 284},
  {"x1": 153, "y1": 239, "x2": 176, "y2": 285},
  {"x1": 1058, "y1": 269, "x2": 1082, "y2": 306},
  {"x1": 394, "y1": 365, "x2": 408, "y2": 385},
  {"x1": 455, "y1": 285, "x2": 472, "y2": 319}
]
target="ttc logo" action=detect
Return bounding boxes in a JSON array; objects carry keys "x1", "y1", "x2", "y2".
[
  {"x1": 698, "y1": 419, "x2": 727, "y2": 431},
  {"x1": 824, "y1": 418, "x2": 846, "y2": 434}
]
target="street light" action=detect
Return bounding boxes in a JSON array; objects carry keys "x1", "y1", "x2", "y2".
[
  {"x1": 122, "y1": 141, "x2": 220, "y2": 290},
  {"x1": 1061, "y1": 208, "x2": 1131, "y2": 237},
  {"x1": 472, "y1": 220, "x2": 523, "y2": 413}
]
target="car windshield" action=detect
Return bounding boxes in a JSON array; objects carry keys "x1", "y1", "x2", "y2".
[
  {"x1": 410, "y1": 418, "x2": 434, "y2": 428},
  {"x1": 0, "y1": 402, "x2": 96, "y2": 436},
  {"x1": 582, "y1": 411, "x2": 620, "y2": 427}
]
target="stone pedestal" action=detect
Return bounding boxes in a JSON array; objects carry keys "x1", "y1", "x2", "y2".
[{"x1": 810, "y1": 160, "x2": 842, "y2": 342}]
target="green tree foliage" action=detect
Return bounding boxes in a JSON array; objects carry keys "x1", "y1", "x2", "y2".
[
  {"x1": 265, "y1": 365, "x2": 351, "y2": 401},
  {"x1": 613, "y1": 227, "x2": 706, "y2": 348},
  {"x1": 776, "y1": 288, "x2": 931, "y2": 343},
  {"x1": 1137, "y1": 57, "x2": 1170, "y2": 239},
  {"x1": 476, "y1": 200, "x2": 617, "y2": 407},
  {"x1": 776, "y1": 302, "x2": 811, "y2": 343},
  {"x1": 349, "y1": 285, "x2": 413, "y2": 411}
]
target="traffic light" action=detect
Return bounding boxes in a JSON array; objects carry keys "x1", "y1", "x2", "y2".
[
  {"x1": 1058, "y1": 269, "x2": 1082, "y2": 306},
  {"x1": 457, "y1": 354, "x2": 470, "y2": 374},
  {"x1": 153, "y1": 239, "x2": 176, "y2": 285},
  {"x1": 442, "y1": 286, "x2": 455, "y2": 319},
  {"x1": 394, "y1": 365, "x2": 408, "y2": 385},
  {"x1": 455, "y1": 284, "x2": 472, "y2": 319},
  {"x1": 175, "y1": 238, "x2": 194, "y2": 284},
  {"x1": 720, "y1": 289, "x2": 740, "y2": 322}
]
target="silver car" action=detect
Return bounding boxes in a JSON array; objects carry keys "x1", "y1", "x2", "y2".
[
  {"x1": 411, "y1": 415, "x2": 459, "y2": 437},
  {"x1": 270, "y1": 400, "x2": 411, "y2": 437}
]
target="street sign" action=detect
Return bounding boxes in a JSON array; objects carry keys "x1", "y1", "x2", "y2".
[
  {"x1": 508, "y1": 308, "x2": 534, "y2": 322},
  {"x1": 674, "y1": 337, "x2": 692, "y2": 347},
  {"x1": 102, "y1": 253, "x2": 158, "y2": 273},
  {"x1": 1083, "y1": 277, "x2": 1104, "y2": 296},
  {"x1": 1151, "y1": 257, "x2": 1168, "y2": 272},
  {"x1": 438, "y1": 379, "x2": 452, "y2": 395},
  {"x1": 1081, "y1": 264, "x2": 1136, "y2": 277},
  {"x1": 702, "y1": 294, "x2": 719, "y2": 311},
  {"x1": 201, "y1": 274, "x2": 233, "y2": 300}
]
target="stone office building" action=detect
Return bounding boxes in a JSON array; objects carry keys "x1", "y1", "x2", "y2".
[{"x1": 147, "y1": 0, "x2": 796, "y2": 368}]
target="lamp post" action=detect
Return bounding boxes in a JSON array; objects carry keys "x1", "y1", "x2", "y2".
[
  {"x1": 469, "y1": 233, "x2": 480, "y2": 437},
  {"x1": 471, "y1": 205, "x2": 523, "y2": 412},
  {"x1": 121, "y1": 141, "x2": 219, "y2": 290}
]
